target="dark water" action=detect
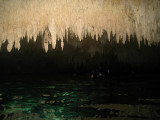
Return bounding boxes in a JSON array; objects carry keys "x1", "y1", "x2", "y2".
[{"x1": 0, "y1": 75, "x2": 160, "y2": 120}]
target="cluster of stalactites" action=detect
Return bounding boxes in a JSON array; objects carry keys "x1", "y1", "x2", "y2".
[{"x1": 0, "y1": 0, "x2": 160, "y2": 52}]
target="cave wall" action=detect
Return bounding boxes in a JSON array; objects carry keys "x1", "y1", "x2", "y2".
[{"x1": 0, "y1": 0, "x2": 160, "y2": 52}]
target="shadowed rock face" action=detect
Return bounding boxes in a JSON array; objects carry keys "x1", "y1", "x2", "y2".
[
  {"x1": 0, "y1": 0, "x2": 160, "y2": 52},
  {"x1": 0, "y1": 30, "x2": 160, "y2": 76}
]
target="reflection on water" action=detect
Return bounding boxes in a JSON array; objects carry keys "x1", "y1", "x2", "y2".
[{"x1": 0, "y1": 76, "x2": 160, "y2": 120}]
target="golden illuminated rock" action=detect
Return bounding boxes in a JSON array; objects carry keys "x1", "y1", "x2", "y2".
[{"x1": 0, "y1": 0, "x2": 160, "y2": 52}]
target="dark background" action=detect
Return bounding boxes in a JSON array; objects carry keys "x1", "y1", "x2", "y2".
[{"x1": 0, "y1": 30, "x2": 160, "y2": 78}]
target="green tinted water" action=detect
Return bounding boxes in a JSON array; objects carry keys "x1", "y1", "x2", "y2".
[{"x1": 0, "y1": 77, "x2": 160, "y2": 120}]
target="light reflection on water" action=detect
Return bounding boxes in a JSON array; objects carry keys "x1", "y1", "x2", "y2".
[{"x1": 0, "y1": 78, "x2": 160, "y2": 120}]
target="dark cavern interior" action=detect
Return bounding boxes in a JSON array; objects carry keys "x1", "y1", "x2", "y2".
[{"x1": 0, "y1": 0, "x2": 160, "y2": 119}]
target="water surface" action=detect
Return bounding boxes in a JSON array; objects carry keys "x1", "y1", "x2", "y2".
[{"x1": 0, "y1": 75, "x2": 160, "y2": 120}]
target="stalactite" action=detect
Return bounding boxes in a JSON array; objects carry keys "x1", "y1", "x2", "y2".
[{"x1": 0, "y1": 0, "x2": 160, "y2": 52}]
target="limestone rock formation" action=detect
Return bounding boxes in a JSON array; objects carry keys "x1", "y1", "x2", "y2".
[{"x1": 0, "y1": 0, "x2": 160, "y2": 52}]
